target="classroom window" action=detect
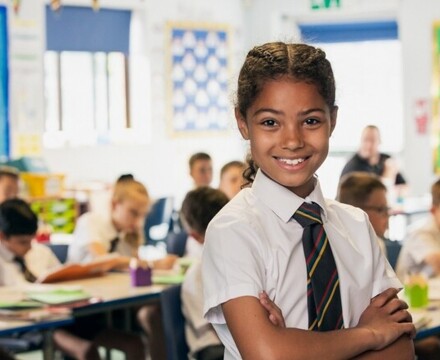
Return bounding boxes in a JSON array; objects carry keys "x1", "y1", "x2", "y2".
[{"x1": 43, "y1": 51, "x2": 129, "y2": 147}]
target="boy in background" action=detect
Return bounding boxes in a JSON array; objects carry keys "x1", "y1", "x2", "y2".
[
  {"x1": 189, "y1": 152, "x2": 213, "y2": 188},
  {"x1": 218, "y1": 161, "x2": 245, "y2": 200},
  {"x1": 0, "y1": 166, "x2": 19, "y2": 203},
  {"x1": 180, "y1": 187, "x2": 229, "y2": 360}
]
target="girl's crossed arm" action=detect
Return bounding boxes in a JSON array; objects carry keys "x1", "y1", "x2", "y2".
[{"x1": 224, "y1": 288, "x2": 415, "y2": 360}]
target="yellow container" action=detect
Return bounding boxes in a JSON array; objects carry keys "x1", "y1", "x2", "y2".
[{"x1": 20, "y1": 173, "x2": 65, "y2": 198}]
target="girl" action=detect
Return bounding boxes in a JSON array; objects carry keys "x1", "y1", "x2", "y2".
[
  {"x1": 202, "y1": 42, "x2": 415, "y2": 359},
  {"x1": 67, "y1": 178, "x2": 149, "y2": 263}
]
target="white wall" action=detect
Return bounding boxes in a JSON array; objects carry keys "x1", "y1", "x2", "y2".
[
  {"x1": 41, "y1": 0, "x2": 247, "y2": 207},
  {"x1": 5, "y1": 0, "x2": 440, "y2": 204}
]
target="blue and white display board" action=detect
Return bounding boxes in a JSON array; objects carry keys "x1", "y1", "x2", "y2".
[
  {"x1": 167, "y1": 22, "x2": 231, "y2": 136},
  {"x1": 0, "y1": 6, "x2": 8, "y2": 159}
]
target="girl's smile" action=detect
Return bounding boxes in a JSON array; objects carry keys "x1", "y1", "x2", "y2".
[{"x1": 236, "y1": 77, "x2": 337, "y2": 198}]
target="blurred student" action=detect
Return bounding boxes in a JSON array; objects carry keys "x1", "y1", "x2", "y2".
[
  {"x1": 337, "y1": 172, "x2": 389, "y2": 255},
  {"x1": 397, "y1": 178, "x2": 440, "y2": 279},
  {"x1": 339, "y1": 173, "x2": 440, "y2": 360},
  {"x1": 189, "y1": 152, "x2": 213, "y2": 188},
  {"x1": 0, "y1": 166, "x2": 19, "y2": 203},
  {"x1": 219, "y1": 161, "x2": 245, "y2": 199},
  {"x1": 180, "y1": 187, "x2": 229, "y2": 360},
  {"x1": 67, "y1": 178, "x2": 149, "y2": 264},
  {"x1": 340, "y1": 125, "x2": 407, "y2": 198}
]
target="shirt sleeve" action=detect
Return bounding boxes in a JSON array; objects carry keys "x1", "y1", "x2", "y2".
[
  {"x1": 202, "y1": 214, "x2": 266, "y2": 325},
  {"x1": 369, "y1": 221, "x2": 402, "y2": 296}
]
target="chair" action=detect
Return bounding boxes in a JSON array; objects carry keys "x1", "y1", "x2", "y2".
[
  {"x1": 160, "y1": 284, "x2": 189, "y2": 360},
  {"x1": 166, "y1": 231, "x2": 188, "y2": 257},
  {"x1": 144, "y1": 197, "x2": 175, "y2": 245},
  {"x1": 46, "y1": 243, "x2": 69, "y2": 263},
  {"x1": 384, "y1": 239, "x2": 402, "y2": 269}
]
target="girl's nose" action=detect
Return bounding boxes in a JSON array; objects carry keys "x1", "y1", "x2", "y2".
[{"x1": 281, "y1": 127, "x2": 304, "y2": 150}]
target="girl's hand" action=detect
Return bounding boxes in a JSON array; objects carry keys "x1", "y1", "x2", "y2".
[
  {"x1": 357, "y1": 288, "x2": 415, "y2": 350},
  {"x1": 259, "y1": 291, "x2": 286, "y2": 328}
]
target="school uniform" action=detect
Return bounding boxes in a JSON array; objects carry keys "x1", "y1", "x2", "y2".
[
  {"x1": 0, "y1": 240, "x2": 60, "y2": 286},
  {"x1": 202, "y1": 170, "x2": 400, "y2": 360},
  {"x1": 182, "y1": 259, "x2": 223, "y2": 359},
  {"x1": 67, "y1": 211, "x2": 135, "y2": 263},
  {"x1": 396, "y1": 217, "x2": 440, "y2": 279}
]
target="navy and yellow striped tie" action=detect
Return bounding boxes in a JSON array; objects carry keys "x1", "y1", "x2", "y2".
[{"x1": 293, "y1": 202, "x2": 344, "y2": 331}]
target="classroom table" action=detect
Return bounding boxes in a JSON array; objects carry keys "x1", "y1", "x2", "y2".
[{"x1": 0, "y1": 272, "x2": 170, "y2": 359}]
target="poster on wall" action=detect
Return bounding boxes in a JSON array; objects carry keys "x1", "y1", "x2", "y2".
[
  {"x1": 433, "y1": 21, "x2": 440, "y2": 174},
  {"x1": 0, "y1": 6, "x2": 9, "y2": 161},
  {"x1": 166, "y1": 21, "x2": 231, "y2": 137}
]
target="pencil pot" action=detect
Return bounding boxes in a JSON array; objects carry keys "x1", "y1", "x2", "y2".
[
  {"x1": 130, "y1": 266, "x2": 152, "y2": 287},
  {"x1": 404, "y1": 273, "x2": 428, "y2": 308}
]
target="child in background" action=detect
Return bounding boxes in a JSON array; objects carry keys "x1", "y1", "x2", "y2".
[
  {"x1": 218, "y1": 161, "x2": 245, "y2": 199},
  {"x1": 189, "y1": 152, "x2": 213, "y2": 188},
  {"x1": 0, "y1": 198, "x2": 60, "y2": 285},
  {"x1": 338, "y1": 172, "x2": 440, "y2": 360},
  {"x1": 0, "y1": 166, "x2": 19, "y2": 203},
  {"x1": 397, "y1": 178, "x2": 440, "y2": 278},
  {"x1": 180, "y1": 187, "x2": 229, "y2": 360},
  {"x1": 202, "y1": 42, "x2": 414, "y2": 359},
  {"x1": 67, "y1": 178, "x2": 149, "y2": 263},
  {"x1": 337, "y1": 172, "x2": 389, "y2": 255}
]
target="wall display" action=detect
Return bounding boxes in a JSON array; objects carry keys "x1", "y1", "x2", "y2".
[{"x1": 166, "y1": 22, "x2": 231, "y2": 136}]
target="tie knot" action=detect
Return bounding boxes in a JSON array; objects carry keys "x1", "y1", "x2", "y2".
[{"x1": 293, "y1": 202, "x2": 322, "y2": 228}]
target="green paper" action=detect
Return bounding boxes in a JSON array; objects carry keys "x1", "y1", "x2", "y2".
[
  {"x1": 26, "y1": 289, "x2": 90, "y2": 305},
  {"x1": 0, "y1": 301, "x2": 43, "y2": 310},
  {"x1": 152, "y1": 274, "x2": 185, "y2": 285}
]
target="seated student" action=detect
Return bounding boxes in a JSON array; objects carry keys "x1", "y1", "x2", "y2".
[
  {"x1": 218, "y1": 160, "x2": 245, "y2": 200},
  {"x1": 337, "y1": 172, "x2": 389, "y2": 256},
  {"x1": 338, "y1": 173, "x2": 440, "y2": 360},
  {"x1": 67, "y1": 178, "x2": 150, "y2": 264},
  {"x1": 180, "y1": 187, "x2": 229, "y2": 360},
  {"x1": 0, "y1": 166, "x2": 19, "y2": 203},
  {"x1": 0, "y1": 198, "x2": 60, "y2": 286},
  {"x1": 397, "y1": 178, "x2": 440, "y2": 278}
]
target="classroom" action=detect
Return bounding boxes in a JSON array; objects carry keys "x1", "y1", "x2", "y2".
[{"x1": 1, "y1": 0, "x2": 440, "y2": 359}]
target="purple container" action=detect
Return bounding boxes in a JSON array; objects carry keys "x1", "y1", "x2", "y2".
[{"x1": 130, "y1": 267, "x2": 152, "y2": 287}]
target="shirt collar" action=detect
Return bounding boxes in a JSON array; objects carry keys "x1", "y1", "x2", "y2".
[
  {"x1": 252, "y1": 169, "x2": 328, "y2": 223},
  {"x1": 0, "y1": 241, "x2": 15, "y2": 262}
]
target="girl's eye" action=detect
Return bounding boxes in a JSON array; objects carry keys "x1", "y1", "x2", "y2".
[
  {"x1": 304, "y1": 118, "x2": 320, "y2": 126},
  {"x1": 262, "y1": 119, "x2": 276, "y2": 126}
]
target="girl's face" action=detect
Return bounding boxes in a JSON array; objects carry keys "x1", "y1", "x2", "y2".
[
  {"x1": 236, "y1": 78, "x2": 337, "y2": 198},
  {"x1": 112, "y1": 196, "x2": 149, "y2": 234}
]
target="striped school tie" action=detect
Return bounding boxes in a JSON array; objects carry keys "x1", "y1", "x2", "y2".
[
  {"x1": 13, "y1": 256, "x2": 37, "y2": 283},
  {"x1": 293, "y1": 202, "x2": 344, "y2": 331}
]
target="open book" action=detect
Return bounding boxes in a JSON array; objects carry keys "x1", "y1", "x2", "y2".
[{"x1": 36, "y1": 253, "x2": 127, "y2": 284}]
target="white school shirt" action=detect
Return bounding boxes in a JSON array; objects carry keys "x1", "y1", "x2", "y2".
[
  {"x1": 396, "y1": 217, "x2": 440, "y2": 279},
  {"x1": 67, "y1": 211, "x2": 133, "y2": 263},
  {"x1": 202, "y1": 170, "x2": 401, "y2": 360},
  {"x1": 0, "y1": 240, "x2": 60, "y2": 286},
  {"x1": 182, "y1": 260, "x2": 222, "y2": 358}
]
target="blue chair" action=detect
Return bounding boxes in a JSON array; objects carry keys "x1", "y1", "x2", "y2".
[
  {"x1": 144, "y1": 197, "x2": 175, "y2": 245},
  {"x1": 46, "y1": 243, "x2": 69, "y2": 263},
  {"x1": 166, "y1": 231, "x2": 188, "y2": 257},
  {"x1": 384, "y1": 239, "x2": 402, "y2": 269},
  {"x1": 160, "y1": 284, "x2": 189, "y2": 360}
]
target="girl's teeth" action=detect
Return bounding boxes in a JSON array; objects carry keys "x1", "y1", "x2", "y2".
[{"x1": 279, "y1": 158, "x2": 304, "y2": 165}]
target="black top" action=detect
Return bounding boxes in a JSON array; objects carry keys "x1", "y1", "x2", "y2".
[{"x1": 340, "y1": 153, "x2": 406, "y2": 185}]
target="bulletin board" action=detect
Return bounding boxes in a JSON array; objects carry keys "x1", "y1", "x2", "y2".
[
  {"x1": 0, "y1": 6, "x2": 9, "y2": 160},
  {"x1": 166, "y1": 22, "x2": 231, "y2": 137}
]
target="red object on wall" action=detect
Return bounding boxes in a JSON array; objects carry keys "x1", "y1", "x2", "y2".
[{"x1": 415, "y1": 98, "x2": 429, "y2": 135}]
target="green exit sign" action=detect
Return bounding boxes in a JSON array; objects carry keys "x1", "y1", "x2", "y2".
[{"x1": 311, "y1": 0, "x2": 341, "y2": 10}]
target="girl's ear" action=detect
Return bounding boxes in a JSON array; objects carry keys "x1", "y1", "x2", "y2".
[
  {"x1": 235, "y1": 108, "x2": 249, "y2": 140},
  {"x1": 330, "y1": 106, "x2": 338, "y2": 135}
]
